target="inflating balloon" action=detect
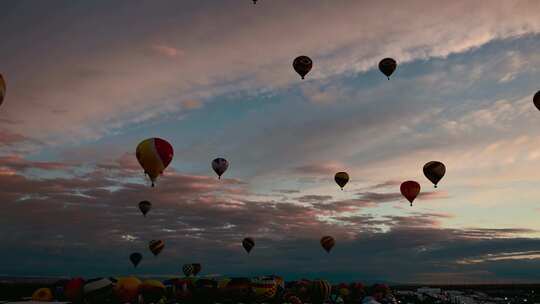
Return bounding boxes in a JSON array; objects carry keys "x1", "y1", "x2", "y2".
[
  {"x1": 251, "y1": 276, "x2": 278, "y2": 301},
  {"x1": 64, "y1": 278, "x2": 85, "y2": 303},
  {"x1": 129, "y1": 252, "x2": 142, "y2": 267},
  {"x1": 423, "y1": 161, "x2": 446, "y2": 188},
  {"x1": 534, "y1": 90, "x2": 540, "y2": 111},
  {"x1": 212, "y1": 158, "x2": 229, "y2": 179},
  {"x1": 0, "y1": 73, "x2": 5, "y2": 107},
  {"x1": 293, "y1": 56, "x2": 313, "y2": 79},
  {"x1": 136, "y1": 138, "x2": 174, "y2": 187},
  {"x1": 138, "y1": 200, "x2": 152, "y2": 217},
  {"x1": 183, "y1": 264, "x2": 194, "y2": 277},
  {"x1": 83, "y1": 278, "x2": 114, "y2": 303},
  {"x1": 400, "y1": 181, "x2": 421, "y2": 206},
  {"x1": 192, "y1": 263, "x2": 202, "y2": 276},
  {"x1": 310, "y1": 280, "x2": 331, "y2": 304},
  {"x1": 379, "y1": 58, "x2": 397, "y2": 80},
  {"x1": 242, "y1": 237, "x2": 255, "y2": 253},
  {"x1": 32, "y1": 288, "x2": 53, "y2": 302},
  {"x1": 114, "y1": 277, "x2": 141, "y2": 303},
  {"x1": 334, "y1": 172, "x2": 349, "y2": 190},
  {"x1": 140, "y1": 280, "x2": 166, "y2": 303},
  {"x1": 320, "y1": 236, "x2": 335, "y2": 253},
  {"x1": 149, "y1": 240, "x2": 165, "y2": 256}
]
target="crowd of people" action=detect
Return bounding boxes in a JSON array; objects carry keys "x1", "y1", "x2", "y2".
[{"x1": 26, "y1": 276, "x2": 398, "y2": 304}]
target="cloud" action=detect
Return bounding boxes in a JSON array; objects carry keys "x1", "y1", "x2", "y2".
[
  {"x1": 151, "y1": 44, "x2": 183, "y2": 58},
  {"x1": 2, "y1": 1, "x2": 540, "y2": 142}
]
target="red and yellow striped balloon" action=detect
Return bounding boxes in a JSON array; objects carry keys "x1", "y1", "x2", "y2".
[{"x1": 136, "y1": 138, "x2": 174, "y2": 187}]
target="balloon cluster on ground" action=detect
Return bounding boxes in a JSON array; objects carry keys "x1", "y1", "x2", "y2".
[{"x1": 28, "y1": 276, "x2": 397, "y2": 304}]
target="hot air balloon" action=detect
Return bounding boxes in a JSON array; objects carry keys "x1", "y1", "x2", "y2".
[
  {"x1": 423, "y1": 161, "x2": 446, "y2": 188},
  {"x1": 400, "y1": 181, "x2": 421, "y2": 206},
  {"x1": 32, "y1": 288, "x2": 54, "y2": 302},
  {"x1": 534, "y1": 90, "x2": 540, "y2": 111},
  {"x1": 242, "y1": 237, "x2": 255, "y2": 253},
  {"x1": 253, "y1": 0, "x2": 257, "y2": 3},
  {"x1": 192, "y1": 263, "x2": 202, "y2": 276},
  {"x1": 183, "y1": 264, "x2": 194, "y2": 277},
  {"x1": 129, "y1": 252, "x2": 142, "y2": 268},
  {"x1": 212, "y1": 158, "x2": 229, "y2": 179},
  {"x1": 64, "y1": 278, "x2": 85, "y2": 303},
  {"x1": 140, "y1": 280, "x2": 166, "y2": 304},
  {"x1": 293, "y1": 56, "x2": 313, "y2": 79},
  {"x1": 138, "y1": 200, "x2": 152, "y2": 217},
  {"x1": 136, "y1": 138, "x2": 174, "y2": 187},
  {"x1": 310, "y1": 280, "x2": 332, "y2": 304},
  {"x1": 334, "y1": 172, "x2": 349, "y2": 190},
  {"x1": 251, "y1": 276, "x2": 278, "y2": 301},
  {"x1": 83, "y1": 278, "x2": 114, "y2": 304},
  {"x1": 320, "y1": 236, "x2": 335, "y2": 253},
  {"x1": 114, "y1": 277, "x2": 142, "y2": 303},
  {"x1": 378, "y1": 58, "x2": 397, "y2": 80},
  {"x1": 149, "y1": 240, "x2": 165, "y2": 256},
  {"x1": 0, "y1": 73, "x2": 5, "y2": 107}
]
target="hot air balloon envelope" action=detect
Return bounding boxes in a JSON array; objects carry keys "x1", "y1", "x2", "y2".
[
  {"x1": 243, "y1": 237, "x2": 255, "y2": 253},
  {"x1": 293, "y1": 56, "x2": 313, "y2": 79},
  {"x1": 334, "y1": 172, "x2": 349, "y2": 190},
  {"x1": 400, "y1": 180, "x2": 421, "y2": 206},
  {"x1": 136, "y1": 138, "x2": 174, "y2": 187},
  {"x1": 320, "y1": 236, "x2": 335, "y2": 253},
  {"x1": 212, "y1": 158, "x2": 229, "y2": 179},
  {"x1": 379, "y1": 58, "x2": 397, "y2": 79},
  {"x1": 423, "y1": 161, "x2": 446, "y2": 188}
]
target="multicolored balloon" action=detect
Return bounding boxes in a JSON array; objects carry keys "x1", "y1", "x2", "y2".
[
  {"x1": 212, "y1": 158, "x2": 229, "y2": 179},
  {"x1": 379, "y1": 58, "x2": 397, "y2": 80},
  {"x1": 138, "y1": 200, "x2": 152, "y2": 217},
  {"x1": 129, "y1": 252, "x2": 142, "y2": 268},
  {"x1": 183, "y1": 264, "x2": 194, "y2": 277},
  {"x1": 400, "y1": 180, "x2": 421, "y2": 206},
  {"x1": 140, "y1": 280, "x2": 166, "y2": 303},
  {"x1": 423, "y1": 161, "x2": 446, "y2": 188},
  {"x1": 149, "y1": 240, "x2": 165, "y2": 256},
  {"x1": 310, "y1": 280, "x2": 331, "y2": 304},
  {"x1": 242, "y1": 237, "x2": 255, "y2": 253},
  {"x1": 136, "y1": 138, "x2": 174, "y2": 187},
  {"x1": 334, "y1": 172, "x2": 349, "y2": 190},
  {"x1": 0, "y1": 73, "x2": 5, "y2": 107},
  {"x1": 320, "y1": 236, "x2": 335, "y2": 253},
  {"x1": 293, "y1": 56, "x2": 313, "y2": 79}
]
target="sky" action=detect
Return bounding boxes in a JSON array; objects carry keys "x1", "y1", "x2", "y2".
[{"x1": 1, "y1": 0, "x2": 540, "y2": 284}]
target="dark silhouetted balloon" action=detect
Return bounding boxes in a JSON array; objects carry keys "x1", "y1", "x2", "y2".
[
  {"x1": 212, "y1": 158, "x2": 229, "y2": 179},
  {"x1": 138, "y1": 200, "x2": 152, "y2": 217},
  {"x1": 400, "y1": 181, "x2": 421, "y2": 206},
  {"x1": 149, "y1": 240, "x2": 165, "y2": 256},
  {"x1": 320, "y1": 236, "x2": 335, "y2": 253},
  {"x1": 253, "y1": 0, "x2": 257, "y2": 3},
  {"x1": 293, "y1": 56, "x2": 313, "y2": 79},
  {"x1": 182, "y1": 264, "x2": 194, "y2": 277},
  {"x1": 130, "y1": 252, "x2": 142, "y2": 268},
  {"x1": 379, "y1": 58, "x2": 397, "y2": 80},
  {"x1": 423, "y1": 161, "x2": 446, "y2": 188},
  {"x1": 334, "y1": 172, "x2": 349, "y2": 190},
  {"x1": 192, "y1": 263, "x2": 202, "y2": 276},
  {"x1": 242, "y1": 237, "x2": 255, "y2": 253},
  {"x1": 136, "y1": 138, "x2": 174, "y2": 187},
  {"x1": 534, "y1": 91, "x2": 540, "y2": 111}
]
